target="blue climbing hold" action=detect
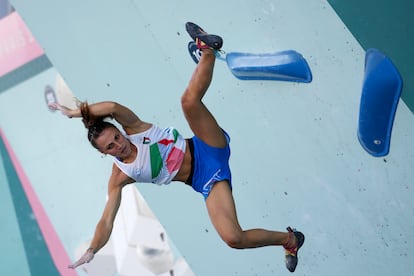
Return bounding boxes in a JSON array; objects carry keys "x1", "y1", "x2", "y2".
[
  {"x1": 225, "y1": 50, "x2": 312, "y2": 83},
  {"x1": 357, "y1": 48, "x2": 403, "y2": 157}
]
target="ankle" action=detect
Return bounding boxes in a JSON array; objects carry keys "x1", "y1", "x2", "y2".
[
  {"x1": 201, "y1": 48, "x2": 215, "y2": 55},
  {"x1": 283, "y1": 231, "x2": 296, "y2": 250}
]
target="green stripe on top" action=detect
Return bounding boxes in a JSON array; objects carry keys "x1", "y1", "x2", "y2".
[
  {"x1": 0, "y1": 136, "x2": 59, "y2": 276},
  {"x1": 172, "y1": 129, "x2": 179, "y2": 142},
  {"x1": 150, "y1": 143, "x2": 163, "y2": 179}
]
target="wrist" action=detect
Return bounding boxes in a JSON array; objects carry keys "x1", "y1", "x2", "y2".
[
  {"x1": 68, "y1": 109, "x2": 80, "y2": 118},
  {"x1": 87, "y1": 247, "x2": 95, "y2": 254}
]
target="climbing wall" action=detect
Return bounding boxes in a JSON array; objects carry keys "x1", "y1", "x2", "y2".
[{"x1": 2, "y1": 0, "x2": 414, "y2": 275}]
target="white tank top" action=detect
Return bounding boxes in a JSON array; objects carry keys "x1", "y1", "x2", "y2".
[{"x1": 113, "y1": 125, "x2": 186, "y2": 184}]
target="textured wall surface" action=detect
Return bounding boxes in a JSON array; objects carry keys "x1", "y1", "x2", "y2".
[{"x1": 2, "y1": 0, "x2": 414, "y2": 275}]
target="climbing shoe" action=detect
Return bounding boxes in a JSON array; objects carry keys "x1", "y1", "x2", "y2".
[
  {"x1": 284, "y1": 226, "x2": 305, "y2": 272},
  {"x1": 185, "y1": 22, "x2": 223, "y2": 50}
]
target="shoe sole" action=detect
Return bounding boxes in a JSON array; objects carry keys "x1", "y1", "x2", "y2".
[
  {"x1": 185, "y1": 22, "x2": 223, "y2": 50},
  {"x1": 185, "y1": 22, "x2": 206, "y2": 40}
]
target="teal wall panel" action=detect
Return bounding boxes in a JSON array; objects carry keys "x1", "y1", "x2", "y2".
[
  {"x1": 0, "y1": 135, "x2": 59, "y2": 276},
  {"x1": 329, "y1": 0, "x2": 414, "y2": 113}
]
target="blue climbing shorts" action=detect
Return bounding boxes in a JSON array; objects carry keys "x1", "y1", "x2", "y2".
[{"x1": 187, "y1": 129, "x2": 232, "y2": 200}]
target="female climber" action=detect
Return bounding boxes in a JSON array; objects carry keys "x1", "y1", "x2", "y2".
[{"x1": 52, "y1": 22, "x2": 304, "y2": 273}]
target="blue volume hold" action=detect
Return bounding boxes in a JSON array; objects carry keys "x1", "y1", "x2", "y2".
[
  {"x1": 357, "y1": 48, "x2": 403, "y2": 157},
  {"x1": 225, "y1": 50, "x2": 312, "y2": 83}
]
